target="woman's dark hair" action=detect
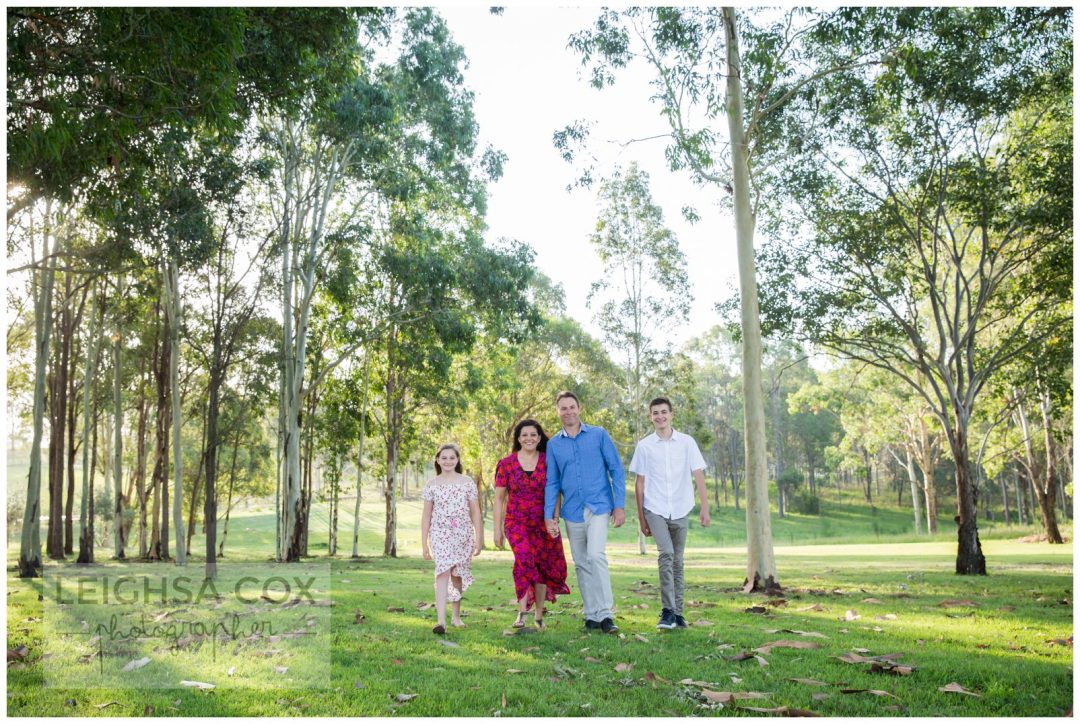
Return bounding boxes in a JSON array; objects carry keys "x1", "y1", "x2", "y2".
[
  {"x1": 511, "y1": 419, "x2": 549, "y2": 453},
  {"x1": 434, "y1": 444, "x2": 464, "y2": 474}
]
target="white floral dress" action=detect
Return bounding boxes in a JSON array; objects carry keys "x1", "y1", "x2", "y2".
[{"x1": 422, "y1": 476, "x2": 478, "y2": 601}]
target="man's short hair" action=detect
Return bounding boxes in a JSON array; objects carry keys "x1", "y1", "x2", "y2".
[
  {"x1": 649, "y1": 396, "x2": 673, "y2": 412},
  {"x1": 555, "y1": 390, "x2": 580, "y2": 406}
]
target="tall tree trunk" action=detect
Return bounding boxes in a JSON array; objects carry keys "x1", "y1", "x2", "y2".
[
  {"x1": 164, "y1": 258, "x2": 185, "y2": 565},
  {"x1": 21, "y1": 202, "x2": 58, "y2": 577},
  {"x1": 186, "y1": 416, "x2": 208, "y2": 553},
  {"x1": 1036, "y1": 387, "x2": 1064, "y2": 543},
  {"x1": 949, "y1": 419, "x2": 985, "y2": 575},
  {"x1": 903, "y1": 449, "x2": 922, "y2": 535},
  {"x1": 112, "y1": 274, "x2": 126, "y2": 560},
  {"x1": 351, "y1": 358, "x2": 370, "y2": 558},
  {"x1": 77, "y1": 287, "x2": 102, "y2": 564},
  {"x1": 723, "y1": 6, "x2": 777, "y2": 593},
  {"x1": 998, "y1": 472, "x2": 1011, "y2": 526},
  {"x1": 134, "y1": 361, "x2": 149, "y2": 558},
  {"x1": 218, "y1": 428, "x2": 242, "y2": 558},
  {"x1": 771, "y1": 382, "x2": 784, "y2": 519},
  {"x1": 47, "y1": 271, "x2": 71, "y2": 559},
  {"x1": 204, "y1": 368, "x2": 221, "y2": 580}
]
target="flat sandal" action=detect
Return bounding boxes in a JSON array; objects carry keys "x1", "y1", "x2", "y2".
[{"x1": 512, "y1": 611, "x2": 527, "y2": 628}]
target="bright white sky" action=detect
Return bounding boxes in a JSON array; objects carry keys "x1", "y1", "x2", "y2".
[{"x1": 440, "y1": 7, "x2": 741, "y2": 349}]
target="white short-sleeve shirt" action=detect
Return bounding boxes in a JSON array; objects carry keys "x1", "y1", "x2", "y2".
[{"x1": 629, "y1": 429, "x2": 707, "y2": 519}]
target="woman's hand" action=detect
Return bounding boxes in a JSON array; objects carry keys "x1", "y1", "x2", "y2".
[
  {"x1": 472, "y1": 542, "x2": 482, "y2": 557},
  {"x1": 423, "y1": 546, "x2": 432, "y2": 561}
]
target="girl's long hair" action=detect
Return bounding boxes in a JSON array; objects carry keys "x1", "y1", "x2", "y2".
[{"x1": 511, "y1": 419, "x2": 549, "y2": 453}]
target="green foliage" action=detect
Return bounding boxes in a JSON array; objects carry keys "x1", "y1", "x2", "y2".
[{"x1": 790, "y1": 489, "x2": 821, "y2": 515}]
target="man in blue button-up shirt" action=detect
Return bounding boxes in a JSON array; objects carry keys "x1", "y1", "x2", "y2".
[{"x1": 544, "y1": 391, "x2": 626, "y2": 633}]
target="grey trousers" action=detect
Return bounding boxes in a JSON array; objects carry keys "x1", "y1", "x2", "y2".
[
  {"x1": 644, "y1": 508, "x2": 689, "y2": 615},
  {"x1": 564, "y1": 508, "x2": 614, "y2": 621}
]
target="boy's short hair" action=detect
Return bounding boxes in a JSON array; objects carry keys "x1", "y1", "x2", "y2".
[
  {"x1": 555, "y1": 390, "x2": 580, "y2": 406},
  {"x1": 649, "y1": 396, "x2": 673, "y2": 412}
]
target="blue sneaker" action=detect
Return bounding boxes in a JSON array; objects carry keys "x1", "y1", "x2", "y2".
[{"x1": 656, "y1": 608, "x2": 677, "y2": 630}]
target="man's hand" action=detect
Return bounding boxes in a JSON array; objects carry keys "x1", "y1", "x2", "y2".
[
  {"x1": 612, "y1": 508, "x2": 625, "y2": 528},
  {"x1": 544, "y1": 518, "x2": 560, "y2": 538},
  {"x1": 639, "y1": 517, "x2": 651, "y2": 537},
  {"x1": 494, "y1": 529, "x2": 505, "y2": 549},
  {"x1": 700, "y1": 509, "x2": 711, "y2": 527}
]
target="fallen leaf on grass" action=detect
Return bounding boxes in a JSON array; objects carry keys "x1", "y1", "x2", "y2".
[
  {"x1": 861, "y1": 598, "x2": 883, "y2": 604},
  {"x1": 394, "y1": 693, "x2": 417, "y2": 703},
  {"x1": 998, "y1": 605, "x2": 1015, "y2": 612},
  {"x1": 744, "y1": 606, "x2": 768, "y2": 615},
  {"x1": 812, "y1": 693, "x2": 829, "y2": 702},
  {"x1": 870, "y1": 662, "x2": 914, "y2": 676},
  {"x1": 765, "y1": 599, "x2": 787, "y2": 607},
  {"x1": 680, "y1": 678, "x2": 716, "y2": 687},
  {"x1": 701, "y1": 690, "x2": 768, "y2": 703},
  {"x1": 724, "y1": 650, "x2": 753, "y2": 661},
  {"x1": 501, "y1": 629, "x2": 518, "y2": 637},
  {"x1": 844, "y1": 610, "x2": 860, "y2": 621},
  {"x1": 940, "y1": 682, "x2": 980, "y2": 696},
  {"x1": 634, "y1": 634, "x2": 649, "y2": 643},
  {"x1": 837, "y1": 652, "x2": 873, "y2": 664},
  {"x1": 180, "y1": 681, "x2": 215, "y2": 690},
  {"x1": 64, "y1": 699, "x2": 76, "y2": 707},
  {"x1": 390, "y1": 659, "x2": 403, "y2": 665},
  {"x1": 522, "y1": 646, "x2": 540, "y2": 654},
  {"x1": 754, "y1": 640, "x2": 822, "y2": 654},
  {"x1": 226, "y1": 666, "x2": 236, "y2": 677},
  {"x1": 841, "y1": 689, "x2": 897, "y2": 698},
  {"x1": 386, "y1": 606, "x2": 405, "y2": 613},
  {"x1": 694, "y1": 619, "x2": 714, "y2": 626},
  {"x1": 121, "y1": 656, "x2": 151, "y2": 672},
  {"x1": 643, "y1": 672, "x2": 669, "y2": 684},
  {"x1": 438, "y1": 640, "x2": 460, "y2": 649},
  {"x1": 1046, "y1": 637, "x2": 1072, "y2": 647},
  {"x1": 143, "y1": 705, "x2": 155, "y2": 715},
  {"x1": 7, "y1": 646, "x2": 28, "y2": 661},
  {"x1": 584, "y1": 656, "x2": 600, "y2": 664},
  {"x1": 416, "y1": 602, "x2": 433, "y2": 611},
  {"x1": 94, "y1": 701, "x2": 119, "y2": 709},
  {"x1": 754, "y1": 655, "x2": 769, "y2": 667},
  {"x1": 789, "y1": 678, "x2": 829, "y2": 686},
  {"x1": 505, "y1": 669, "x2": 524, "y2": 674},
  {"x1": 274, "y1": 666, "x2": 289, "y2": 675},
  {"x1": 614, "y1": 662, "x2": 633, "y2": 673},
  {"x1": 938, "y1": 599, "x2": 979, "y2": 608},
  {"x1": 354, "y1": 610, "x2": 365, "y2": 624},
  {"x1": 741, "y1": 705, "x2": 821, "y2": 716}
]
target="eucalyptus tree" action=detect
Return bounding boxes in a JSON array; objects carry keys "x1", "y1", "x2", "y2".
[
  {"x1": 757, "y1": 8, "x2": 1072, "y2": 573},
  {"x1": 565, "y1": 7, "x2": 886, "y2": 591}
]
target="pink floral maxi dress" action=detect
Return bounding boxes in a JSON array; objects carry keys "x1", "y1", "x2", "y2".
[
  {"x1": 422, "y1": 477, "x2": 478, "y2": 602},
  {"x1": 494, "y1": 453, "x2": 570, "y2": 609}
]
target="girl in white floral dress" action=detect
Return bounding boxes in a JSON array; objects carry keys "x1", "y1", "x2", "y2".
[{"x1": 421, "y1": 444, "x2": 482, "y2": 634}]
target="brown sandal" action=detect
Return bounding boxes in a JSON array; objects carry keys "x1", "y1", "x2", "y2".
[
  {"x1": 432, "y1": 624, "x2": 446, "y2": 635},
  {"x1": 512, "y1": 611, "x2": 527, "y2": 628},
  {"x1": 534, "y1": 617, "x2": 546, "y2": 630}
]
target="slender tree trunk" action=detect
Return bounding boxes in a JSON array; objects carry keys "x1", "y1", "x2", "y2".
[
  {"x1": 771, "y1": 382, "x2": 784, "y2": 519},
  {"x1": 48, "y1": 271, "x2": 71, "y2": 559},
  {"x1": 1036, "y1": 387, "x2": 1064, "y2": 543},
  {"x1": 998, "y1": 472, "x2": 1011, "y2": 526},
  {"x1": 77, "y1": 288, "x2": 102, "y2": 564},
  {"x1": 723, "y1": 6, "x2": 777, "y2": 593},
  {"x1": 351, "y1": 358, "x2": 370, "y2": 558},
  {"x1": 164, "y1": 258, "x2": 185, "y2": 565},
  {"x1": 21, "y1": 203, "x2": 58, "y2": 577},
  {"x1": 186, "y1": 417, "x2": 208, "y2": 555},
  {"x1": 204, "y1": 368, "x2": 221, "y2": 580},
  {"x1": 218, "y1": 428, "x2": 242, "y2": 558},
  {"x1": 112, "y1": 274, "x2": 126, "y2": 560},
  {"x1": 904, "y1": 449, "x2": 922, "y2": 535},
  {"x1": 949, "y1": 419, "x2": 986, "y2": 575},
  {"x1": 134, "y1": 362, "x2": 149, "y2": 558}
]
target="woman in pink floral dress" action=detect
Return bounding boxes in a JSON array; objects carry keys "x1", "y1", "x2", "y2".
[
  {"x1": 493, "y1": 420, "x2": 570, "y2": 629},
  {"x1": 421, "y1": 444, "x2": 482, "y2": 635}
]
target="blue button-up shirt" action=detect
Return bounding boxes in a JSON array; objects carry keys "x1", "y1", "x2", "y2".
[{"x1": 544, "y1": 422, "x2": 626, "y2": 522}]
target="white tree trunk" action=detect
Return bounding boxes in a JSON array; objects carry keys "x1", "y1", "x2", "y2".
[
  {"x1": 113, "y1": 273, "x2": 126, "y2": 560},
  {"x1": 163, "y1": 258, "x2": 185, "y2": 565},
  {"x1": 904, "y1": 449, "x2": 923, "y2": 535},
  {"x1": 352, "y1": 357, "x2": 370, "y2": 558},
  {"x1": 77, "y1": 286, "x2": 102, "y2": 562},
  {"x1": 19, "y1": 200, "x2": 57, "y2": 578},
  {"x1": 723, "y1": 6, "x2": 778, "y2": 592}
]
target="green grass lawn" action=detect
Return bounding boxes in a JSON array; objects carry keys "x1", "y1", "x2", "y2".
[{"x1": 6, "y1": 497, "x2": 1073, "y2": 717}]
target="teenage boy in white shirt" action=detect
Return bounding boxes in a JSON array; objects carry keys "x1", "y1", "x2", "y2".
[{"x1": 629, "y1": 396, "x2": 711, "y2": 630}]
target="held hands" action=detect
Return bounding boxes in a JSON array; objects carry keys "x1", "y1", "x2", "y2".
[
  {"x1": 611, "y1": 508, "x2": 626, "y2": 528},
  {"x1": 544, "y1": 518, "x2": 560, "y2": 539}
]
